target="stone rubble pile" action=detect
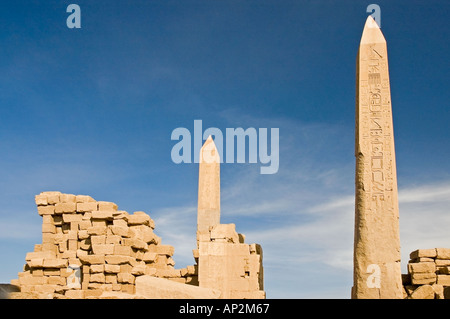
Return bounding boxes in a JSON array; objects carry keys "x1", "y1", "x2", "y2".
[
  {"x1": 402, "y1": 248, "x2": 450, "y2": 299},
  {"x1": 11, "y1": 191, "x2": 193, "y2": 299}
]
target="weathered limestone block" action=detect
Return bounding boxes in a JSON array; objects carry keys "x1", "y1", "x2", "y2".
[
  {"x1": 127, "y1": 212, "x2": 153, "y2": 227},
  {"x1": 117, "y1": 273, "x2": 135, "y2": 284},
  {"x1": 104, "y1": 255, "x2": 133, "y2": 265},
  {"x1": 109, "y1": 226, "x2": 130, "y2": 237},
  {"x1": 62, "y1": 214, "x2": 82, "y2": 223},
  {"x1": 142, "y1": 252, "x2": 157, "y2": 263},
  {"x1": 38, "y1": 206, "x2": 55, "y2": 216},
  {"x1": 210, "y1": 224, "x2": 239, "y2": 243},
  {"x1": 411, "y1": 272, "x2": 437, "y2": 285},
  {"x1": 77, "y1": 202, "x2": 98, "y2": 212},
  {"x1": 410, "y1": 285, "x2": 435, "y2": 299},
  {"x1": 90, "y1": 273, "x2": 106, "y2": 283},
  {"x1": 42, "y1": 223, "x2": 56, "y2": 234},
  {"x1": 79, "y1": 254, "x2": 105, "y2": 265},
  {"x1": 104, "y1": 264, "x2": 120, "y2": 273},
  {"x1": 42, "y1": 259, "x2": 68, "y2": 268},
  {"x1": 92, "y1": 244, "x2": 114, "y2": 255},
  {"x1": 436, "y1": 248, "x2": 450, "y2": 260},
  {"x1": 98, "y1": 201, "x2": 118, "y2": 211},
  {"x1": 87, "y1": 226, "x2": 107, "y2": 236},
  {"x1": 55, "y1": 202, "x2": 77, "y2": 214},
  {"x1": 45, "y1": 192, "x2": 61, "y2": 205},
  {"x1": 35, "y1": 194, "x2": 48, "y2": 206},
  {"x1": 92, "y1": 210, "x2": 114, "y2": 220},
  {"x1": 26, "y1": 251, "x2": 55, "y2": 261},
  {"x1": 60, "y1": 194, "x2": 76, "y2": 203},
  {"x1": 408, "y1": 262, "x2": 436, "y2": 274},
  {"x1": 135, "y1": 275, "x2": 222, "y2": 299},
  {"x1": 106, "y1": 235, "x2": 121, "y2": 245},
  {"x1": 76, "y1": 195, "x2": 96, "y2": 203},
  {"x1": 410, "y1": 249, "x2": 437, "y2": 260},
  {"x1": 65, "y1": 290, "x2": 85, "y2": 299},
  {"x1": 147, "y1": 245, "x2": 174, "y2": 257},
  {"x1": 114, "y1": 245, "x2": 132, "y2": 256},
  {"x1": 437, "y1": 275, "x2": 450, "y2": 286}
]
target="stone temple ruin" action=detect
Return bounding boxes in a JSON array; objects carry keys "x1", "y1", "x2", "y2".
[
  {"x1": 8, "y1": 137, "x2": 264, "y2": 299},
  {"x1": 4, "y1": 16, "x2": 449, "y2": 300}
]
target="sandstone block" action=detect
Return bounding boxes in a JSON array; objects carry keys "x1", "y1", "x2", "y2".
[
  {"x1": 35, "y1": 194, "x2": 48, "y2": 206},
  {"x1": 60, "y1": 194, "x2": 76, "y2": 203},
  {"x1": 105, "y1": 255, "x2": 133, "y2": 265},
  {"x1": 90, "y1": 235, "x2": 106, "y2": 245},
  {"x1": 105, "y1": 274, "x2": 118, "y2": 284},
  {"x1": 90, "y1": 273, "x2": 106, "y2": 283},
  {"x1": 43, "y1": 258, "x2": 68, "y2": 268},
  {"x1": 98, "y1": 201, "x2": 118, "y2": 211},
  {"x1": 45, "y1": 192, "x2": 61, "y2": 205},
  {"x1": 121, "y1": 284, "x2": 135, "y2": 294},
  {"x1": 109, "y1": 226, "x2": 129, "y2": 237},
  {"x1": 26, "y1": 251, "x2": 55, "y2": 261},
  {"x1": 47, "y1": 276, "x2": 66, "y2": 285},
  {"x1": 62, "y1": 214, "x2": 82, "y2": 223},
  {"x1": 113, "y1": 219, "x2": 128, "y2": 227},
  {"x1": 410, "y1": 249, "x2": 437, "y2": 260},
  {"x1": 42, "y1": 223, "x2": 56, "y2": 234},
  {"x1": 436, "y1": 275, "x2": 450, "y2": 286},
  {"x1": 117, "y1": 273, "x2": 135, "y2": 284},
  {"x1": 408, "y1": 262, "x2": 436, "y2": 274},
  {"x1": 77, "y1": 202, "x2": 98, "y2": 213},
  {"x1": 410, "y1": 285, "x2": 435, "y2": 299},
  {"x1": 104, "y1": 264, "x2": 121, "y2": 273},
  {"x1": 210, "y1": 224, "x2": 239, "y2": 243},
  {"x1": 92, "y1": 210, "x2": 114, "y2": 219},
  {"x1": 27, "y1": 258, "x2": 44, "y2": 268},
  {"x1": 114, "y1": 245, "x2": 132, "y2": 256},
  {"x1": 142, "y1": 252, "x2": 157, "y2": 263},
  {"x1": 79, "y1": 254, "x2": 105, "y2": 265},
  {"x1": 106, "y1": 235, "x2": 121, "y2": 245},
  {"x1": 89, "y1": 264, "x2": 103, "y2": 273},
  {"x1": 135, "y1": 275, "x2": 221, "y2": 299},
  {"x1": 84, "y1": 289, "x2": 103, "y2": 298},
  {"x1": 127, "y1": 212, "x2": 152, "y2": 226},
  {"x1": 92, "y1": 244, "x2": 114, "y2": 255},
  {"x1": 38, "y1": 205, "x2": 55, "y2": 216},
  {"x1": 411, "y1": 272, "x2": 437, "y2": 285},
  {"x1": 55, "y1": 202, "x2": 77, "y2": 214},
  {"x1": 148, "y1": 245, "x2": 174, "y2": 256},
  {"x1": 87, "y1": 226, "x2": 107, "y2": 236},
  {"x1": 65, "y1": 290, "x2": 85, "y2": 299},
  {"x1": 436, "y1": 248, "x2": 450, "y2": 260},
  {"x1": 435, "y1": 259, "x2": 450, "y2": 267},
  {"x1": 76, "y1": 195, "x2": 96, "y2": 203},
  {"x1": 131, "y1": 264, "x2": 147, "y2": 276}
]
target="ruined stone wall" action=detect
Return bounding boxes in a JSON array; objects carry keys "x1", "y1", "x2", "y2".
[
  {"x1": 10, "y1": 192, "x2": 193, "y2": 299},
  {"x1": 402, "y1": 248, "x2": 450, "y2": 299}
]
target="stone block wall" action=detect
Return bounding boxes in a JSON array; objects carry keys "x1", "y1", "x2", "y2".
[
  {"x1": 402, "y1": 248, "x2": 450, "y2": 299},
  {"x1": 196, "y1": 223, "x2": 265, "y2": 299},
  {"x1": 10, "y1": 192, "x2": 192, "y2": 299}
]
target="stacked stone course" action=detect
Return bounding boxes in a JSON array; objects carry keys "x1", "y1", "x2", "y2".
[
  {"x1": 402, "y1": 248, "x2": 450, "y2": 299},
  {"x1": 11, "y1": 191, "x2": 193, "y2": 299}
]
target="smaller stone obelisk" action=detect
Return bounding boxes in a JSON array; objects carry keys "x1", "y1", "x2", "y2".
[
  {"x1": 352, "y1": 16, "x2": 402, "y2": 299},
  {"x1": 197, "y1": 136, "x2": 220, "y2": 245}
]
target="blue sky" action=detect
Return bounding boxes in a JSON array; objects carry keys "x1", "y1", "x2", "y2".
[{"x1": 0, "y1": 0, "x2": 449, "y2": 298}]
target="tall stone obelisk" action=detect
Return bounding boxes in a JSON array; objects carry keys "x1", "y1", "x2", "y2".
[
  {"x1": 197, "y1": 135, "x2": 220, "y2": 245},
  {"x1": 352, "y1": 16, "x2": 402, "y2": 299}
]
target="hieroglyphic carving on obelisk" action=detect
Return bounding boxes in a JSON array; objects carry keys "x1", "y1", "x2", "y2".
[
  {"x1": 197, "y1": 136, "x2": 220, "y2": 245},
  {"x1": 352, "y1": 16, "x2": 403, "y2": 299}
]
